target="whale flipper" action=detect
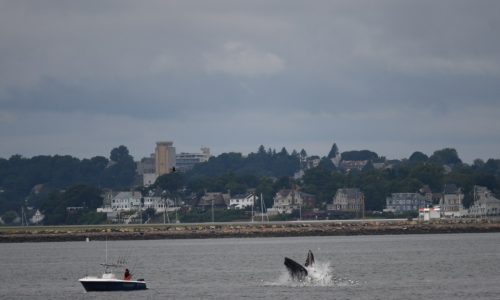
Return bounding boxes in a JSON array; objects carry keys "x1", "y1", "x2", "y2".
[
  {"x1": 304, "y1": 250, "x2": 315, "y2": 267},
  {"x1": 284, "y1": 257, "x2": 308, "y2": 281}
]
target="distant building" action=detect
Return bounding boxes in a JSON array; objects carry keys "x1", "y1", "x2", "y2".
[
  {"x1": 419, "y1": 207, "x2": 441, "y2": 221},
  {"x1": 468, "y1": 186, "x2": 500, "y2": 217},
  {"x1": 330, "y1": 188, "x2": 364, "y2": 214},
  {"x1": 268, "y1": 189, "x2": 315, "y2": 215},
  {"x1": 136, "y1": 154, "x2": 155, "y2": 175},
  {"x1": 198, "y1": 192, "x2": 230, "y2": 209},
  {"x1": 155, "y1": 141, "x2": 176, "y2": 176},
  {"x1": 440, "y1": 184, "x2": 465, "y2": 217},
  {"x1": 176, "y1": 147, "x2": 211, "y2": 172},
  {"x1": 307, "y1": 157, "x2": 321, "y2": 169},
  {"x1": 143, "y1": 173, "x2": 158, "y2": 187},
  {"x1": 339, "y1": 160, "x2": 368, "y2": 172},
  {"x1": 30, "y1": 209, "x2": 45, "y2": 224},
  {"x1": 385, "y1": 192, "x2": 431, "y2": 212},
  {"x1": 143, "y1": 196, "x2": 176, "y2": 213},
  {"x1": 110, "y1": 191, "x2": 142, "y2": 211},
  {"x1": 228, "y1": 193, "x2": 257, "y2": 210}
]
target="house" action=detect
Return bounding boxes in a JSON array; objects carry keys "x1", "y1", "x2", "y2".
[
  {"x1": 110, "y1": 191, "x2": 142, "y2": 211},
  {"x1": 142, "y1": 196, "x2": 176, "y2": 213},
  {"x1": 228, "y1": 193, "x2": 257, "y2": 210},
  {"x1": 468, "y1": 186, "x2": 500, "y2": 217},
  {"x1": 384, "y1": 192, "x2": 431, "y2": 212},
  {"x1": 440, "y1": 184, "x2": 465, "y2": 217},
  {"x1": 198, "y1": 192, "x2": 230, "y2": 209},
  {"x1": 329, "y1": 188, "x2": 364, "y2": 213},
  {"x1": 268, "y1": 189, "x2": 315, "y2": 215},
  {"x1": 30, "y1": 209, "x2": 45, "y2": 224},
  {"x1": 339, "y1": 160, "x2": 368, "y2": 172}
]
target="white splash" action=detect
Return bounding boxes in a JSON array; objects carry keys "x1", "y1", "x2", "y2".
[{"x1": 263, "y1": 260, "x2": 359, "y2": 287}]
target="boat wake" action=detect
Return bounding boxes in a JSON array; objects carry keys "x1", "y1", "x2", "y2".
[{"x1": 264, "y1": 261, "x2": 359, "y2": 287}]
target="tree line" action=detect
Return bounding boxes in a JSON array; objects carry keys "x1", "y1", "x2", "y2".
[{"x1": 1, "y1": 143, "x2": 499, "y2": 225}]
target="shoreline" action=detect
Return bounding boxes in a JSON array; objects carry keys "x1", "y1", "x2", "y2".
[{"x1": 1, "y1": 219, "x2": 500, "y2": 243}]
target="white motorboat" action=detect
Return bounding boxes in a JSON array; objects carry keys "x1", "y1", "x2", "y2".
[
  {"x1": 79, "y1": 240, "x2": 147, "y2": 291},
  {"x1": 79, "y1": 271, "x2": 147, "y2": 291}
]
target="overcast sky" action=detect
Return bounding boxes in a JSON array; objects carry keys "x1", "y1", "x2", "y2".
[{"x1": 1, "y1": 1, "x2": 499, "y2": 163}]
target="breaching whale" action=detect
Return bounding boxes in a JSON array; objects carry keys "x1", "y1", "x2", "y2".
[{"x1": 284, "y1": 250, "x2": 315, "y2": 281}]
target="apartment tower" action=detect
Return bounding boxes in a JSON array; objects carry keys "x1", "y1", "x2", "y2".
[{"x1": 155, "y1": 141, "x2": 176, "y2": 176}]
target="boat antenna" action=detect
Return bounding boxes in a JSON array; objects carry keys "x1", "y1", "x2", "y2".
[{"x1": 105, "y1": 237, "x2": 108, "y2": 273}]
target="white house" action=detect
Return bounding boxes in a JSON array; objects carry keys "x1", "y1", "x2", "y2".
[
  {"x1": 385, "y1": 193, "x2": 431, "y2": 212},
  {"x1": 143, "y1": 196, "x2": 176, "y2": 213},
  {"x1": 228, "y1": 193, "x2": 257, "y2": 210},
  {"x1": 30, "y1": 209, "x2": 45, "y2": 224},
  {"x1": 110, "y1": 191, "x2": 142, "y2": 211},
  {"x1": 268, "y1": 189, "x2": 304, "y2": 215},
  {"x1": 468, "y1": 186, "x2": 500, "y2": 217}
]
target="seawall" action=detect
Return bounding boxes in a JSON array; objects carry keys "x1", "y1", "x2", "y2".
[{"x1": 1, "y1": 219, "x2": 500, "y2": 243}]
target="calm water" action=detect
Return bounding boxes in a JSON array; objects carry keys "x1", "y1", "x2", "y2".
[{"x1": 0, "y1": 233, "x2": 499, "y2": 299}]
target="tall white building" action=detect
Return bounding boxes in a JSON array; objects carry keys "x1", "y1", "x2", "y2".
[{"x1": 175, "y1": 147, "x2": 211, "y2": 172}]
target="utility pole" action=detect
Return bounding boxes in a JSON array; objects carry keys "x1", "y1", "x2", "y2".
[
  {"x1": 211, "y1": 198, "x2": 214, "y2": 223},
  {"x1": 260, "y1": 193, "x2": 264, "y2": 222},
  {"x1": 251, "y1": 194, "x2": 255, "y2": 222},
  {"x1": 174, "y1": 195, "x2": 178, "y2": 223}
]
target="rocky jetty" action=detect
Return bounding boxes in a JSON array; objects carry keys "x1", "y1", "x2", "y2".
[{"x1": 1, "y1": 219, "x2": 500, "y2": 243}]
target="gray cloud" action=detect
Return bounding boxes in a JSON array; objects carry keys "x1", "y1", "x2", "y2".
[{"x1": 1, "y1": 1, "x2": 499, "y2": 162}]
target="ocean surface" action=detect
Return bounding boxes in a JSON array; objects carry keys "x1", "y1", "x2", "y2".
[{"x1": 0, "y1": 233, "x2": 499, "y2": 299}]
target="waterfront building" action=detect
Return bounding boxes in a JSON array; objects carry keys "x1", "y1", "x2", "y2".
[
  {"x1": 468, "y1": 186, "x2": 500, "y2": 217},
  {"x1": 440, "y1": 184, "x2": 465, "y2": 217},
  {"x1": 143, "y1": 196, "x2": 176, "y2": 213},
  {"x1": 228, "y1": 193, "x2": 257, "y2": 210},
  {"x1": 330, "y1": 188, "x2": 365, "y2": 214},
  {"x1": 385, "y1": 192, "x2": 431, "y2": 212},
  {"x1": 155, "y1": 141, "x2": 176, "y2": 176},
  {"x1": 175, "y1": 147, "x2": 211, "y2": 172},
  {"x1": 110, "y1": 191, "x2": 142, "y2": 211},
  {"x1": 30, "y1": 209, "x2": 45, "y2": 224},
  {"x1": 268, "y1": 189, "x2": 315, "y2": 215}
]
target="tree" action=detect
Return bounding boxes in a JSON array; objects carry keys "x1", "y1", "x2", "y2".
[
  {"x1": 258, "y1": 145, "x2": 266, "y2": 155},
  {"x1": 278, "y1": 147, "x2": 289, "y2": 156},
  {"x1": 430, "y1": 148, "x2": 462, "y2": 165},
  {"x1": 1, "y1": 210, "x2": 18, "y2": 224},
  {"x1": 409, "y1": 151, "x2": 428, "y2": 163},
  {"x1": 110, "y1": 145, "x2": 132, "y2": 163},
  {"x1": 101, "y1": 146, "x2": 136, "y2": 189},
  {"x1": 327, "y1": 143, "x2": 339, "y2": 159},
  {"x1": 39, "y1": 185, "x2": 103, "y2": 225},
  {"x1": 156, "y1": 172, "x2": 185, "y2": 194},
  {"x1": 409, "y1": 163, "x2": 444, "y2": 191},
  {"x1": 341, "y1": 150, "x2": 378, "y2": 161}
]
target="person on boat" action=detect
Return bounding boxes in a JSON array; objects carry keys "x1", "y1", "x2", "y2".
[{"x1": 124, "y1": 268, "x2": 132, "y2": 280}]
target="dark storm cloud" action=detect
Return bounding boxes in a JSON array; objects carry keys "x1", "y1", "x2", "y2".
[{"x1": 1, "y1": 1, "x2": 499, "y2": 162}]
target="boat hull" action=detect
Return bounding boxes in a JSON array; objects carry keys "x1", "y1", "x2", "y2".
[{"x1": 79, "y1": 279, "x2": 147, "y2": 291}]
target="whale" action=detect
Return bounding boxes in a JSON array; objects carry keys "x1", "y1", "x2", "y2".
[{"x1": 284, "y1": 250, "x2": 315, "y2": 281}]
